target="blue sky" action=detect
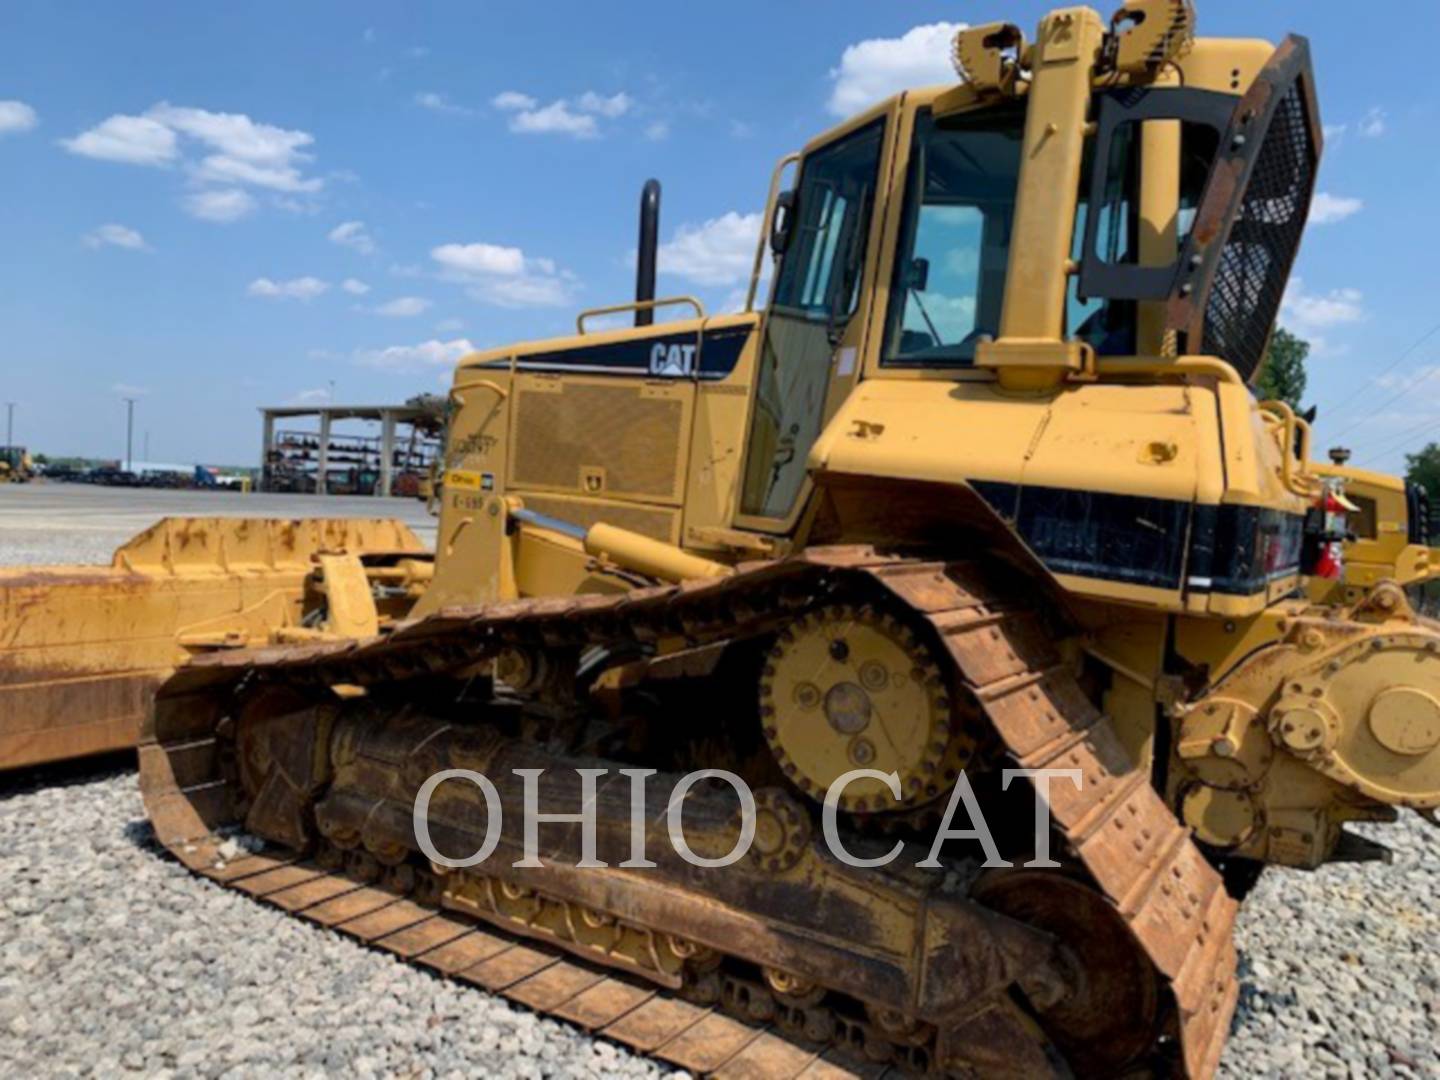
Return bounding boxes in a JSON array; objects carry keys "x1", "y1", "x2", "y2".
[{"x1": 1, "y1": 1, "x2": 1436, "y2": 473}]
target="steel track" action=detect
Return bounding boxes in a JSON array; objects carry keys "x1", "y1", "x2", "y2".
[{"x1": 140, "y1": 547, "x2": 1238, "y2": 1078}]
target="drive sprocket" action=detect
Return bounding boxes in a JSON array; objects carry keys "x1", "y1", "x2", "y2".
[{"x1": 758, "y1": 603, "x2": 976, "y2": 812}]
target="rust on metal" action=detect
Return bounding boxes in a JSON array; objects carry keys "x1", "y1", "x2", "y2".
[
  {"x1": 0, "y1": 516, "x2": 427, "y2": 770},
  {"x1": 138, "y1": 548, "x2": 1239, "y2": 1077}
]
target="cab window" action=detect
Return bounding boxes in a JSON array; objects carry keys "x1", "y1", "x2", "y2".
[
  {"x1": 883, "y1": 108, "x2": 1024, "y2": 366},
  {"x1": 741, "y1": 120, "x2": 884, "y2": 520},
  {"x1": 772, "y1": 120, "x2": 885, "y2": 323}
]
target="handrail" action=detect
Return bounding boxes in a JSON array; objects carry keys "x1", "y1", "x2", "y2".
[
  {"x1": 576, "y1": 296, "x2": 705, "y2": 335},
  {"x1": 748, "y1": 152, "x2": 801, "y2": 313},
  {"x1": 448, "y1": 378, "x2": 508, "y2": 407},
  {"x1": 1258, "y1": 399, "x2": 1317, "y2": 497},
  {"x1": 1091, "y1": 355, "x2": 1245, "y2": 385}
]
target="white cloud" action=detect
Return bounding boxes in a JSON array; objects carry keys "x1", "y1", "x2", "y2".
[
  {"x1": 480, "y1": 275, "x2": 573, "y2": 308},
  {"x1": 342, "y1": 278, "x2": 371, "y2": 295},
  {"x1": 1309, "y1": 192, "x2": 1363, "y2": 226},
  {"x1": 431, "y1": 240, "x2": 574, "y2": 308},
  {"x1": 292, "y1": 387, "x2": 332, "y2": 404},
  {"x1": 577, "y1": 91, "x2": 632, "y2": 118},
  {"x1": 435, "y1": 317, "x2": 465, "y2": 331},
  {"x1": 0, "y1": 100, "x2": 38, "y2": 136},
  {"x1": 374, "y1": 296, "x2": 432, "y2": 317},
  {"x1": 493, "y1": 89, "x2": 633, "y2": 138},
  {"x1": 657, "y1": 211, "x2": 763, "y2": 287},
  {"x1": 83, "y1": 223, "x2": 149, "y2": 251},
  {"x1": 415, "y1": 91, "x2": 470, "y2": 115},
  {"x1": 147, "y1": 103, "x2": 308, "y2": 162},
  {"x1": 508, "y1": 100, "x2": 597, "y2": 138},
  {"x1": 191, "y1": 154, "x2": 321, "y2": 193},
  {"x1": 1323, "y1": 123, "x2": 1347, "y2": 141},
  {"x1": 248, "y1": 276, "x2": 329, "y2": 301},
  {"x1": 62, "y1": 102, "x2": 325, "y2": 217},
  {"x1": 432, "y1": 242, "x2": 526, "y2": 276},
  {"x1": 827, "y1": 23, "x2": 965, "y2": 117},
  {"x1": 329, "y1": 220, "x2": 376, "y2": 255},
  {"x1": 112, "y1": 382, "x2": 149, "y2": 397},
  {"x1": 183, "y1": 188, "x2": 257, "y2": 223},
  {"x1": 492, "y1": 90, "x2": 538, "y2": 111},
  {"x1": 355, "y1": 338, "x2": 475, "y2": 372},
  {"x1": 274, "y1": 194, "x2": 323, "y2": 215},
  {"x1": 1281, "y1": 278, "x2": 1363, "y2": 356},
  {"x1": 1282, "y1": 279, "x2": 1363, "y2": 330},
  {"x1": 1358, "y1": 106, "x2": 1386, "y2": 138},
  {"x1": 1373, "y1": 365, "x2": 1440, "y2": 393},
  {"x1": 644, "y1": 120, "x2": 671, "y2": 142},
  {"x1": 147, "y1": 103, "x2": 321, "y2": 192},
  {"x1": 61, "y1": 114, "x2": 178, "y2": 165}
]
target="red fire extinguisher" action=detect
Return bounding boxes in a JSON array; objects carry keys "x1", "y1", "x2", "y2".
[{"x1": 1309, "y1": 479, "x2": 1355, "y2": 581}]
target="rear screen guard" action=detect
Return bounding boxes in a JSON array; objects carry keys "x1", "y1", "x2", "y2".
[{"x1": 1077, "y1": 36, "x2": 1322, "y2": 383}]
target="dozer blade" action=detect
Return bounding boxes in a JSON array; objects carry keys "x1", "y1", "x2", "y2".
[
  {"x1": 140, "y1": 547, "x2": 1238, "y2": 1077},
  {"x1": 0, "y1": 516, "x2": 425, "y2": 770}
]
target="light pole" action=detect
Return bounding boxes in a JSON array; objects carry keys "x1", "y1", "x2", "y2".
[{"x1": 123, "y1": 398, "x2": 136, "y2": 472}]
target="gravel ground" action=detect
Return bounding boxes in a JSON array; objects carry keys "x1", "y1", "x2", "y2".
[
  {"x1": 0, "y1": 527, "x2": 133, "y2": 566},
  {"x1": 0, "y1": 769, "x2": 1432, "y2": 1079},
  {"x1": 0, "y1": 767, "x2": 667, "y2": 1080},
  {"x1": 1, "y1": 484, "x2": 1435, "y2": 1077},
  {"x1": 0, "y1": 484, "x2": 436, "y2": 567},
  {"x1": 1221, "y1": 814, "x2": 1439, "y2": 1078}
]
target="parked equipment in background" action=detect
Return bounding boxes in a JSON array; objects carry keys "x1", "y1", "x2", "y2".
[
  {"x1": 1309, "y1": 460, "x2": 1439, "y2": 606},
  {"x1": 0, "y1": 446, "x2": 33, "y2": 482},
  {"x1": 259, "y1": 403, "x2": 443, "y2": 497}
]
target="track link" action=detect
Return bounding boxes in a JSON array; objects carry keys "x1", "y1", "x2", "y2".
[
  {"x1": 140, "y1": 547, "x2": 1238, "y2": 1078},
  {"x1": 156, "y1": 840, "x2": 898, "y2": 1078}
]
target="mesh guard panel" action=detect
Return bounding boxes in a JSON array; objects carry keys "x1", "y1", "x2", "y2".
[
  {"x1": 1198, "y1": 83, "x2": 1314, "y2": 378},
  {"x1": 1168, "y1": 36, "x2": 1322, "y2": 383}
]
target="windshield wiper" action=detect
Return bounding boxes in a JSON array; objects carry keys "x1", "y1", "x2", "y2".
[{"x1": 908, "y1": 287, "x2": 943, "y2": 348}]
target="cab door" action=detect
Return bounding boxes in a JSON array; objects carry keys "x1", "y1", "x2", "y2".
[{"x1": 736, "y1": 113, "x2": 891, "y2": 531}]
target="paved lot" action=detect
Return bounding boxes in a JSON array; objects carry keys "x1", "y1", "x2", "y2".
[{"x1": 0, "y1": 482, "x2": 436, "y2": 567}]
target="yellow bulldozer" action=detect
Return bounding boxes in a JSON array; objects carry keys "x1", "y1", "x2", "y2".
[
  {"x1": 2, "y1": 1, "x2": 1432, "y2": 1076},
  {"x1": 0, "y1": 445, "x2": 34, "y2": 482}
]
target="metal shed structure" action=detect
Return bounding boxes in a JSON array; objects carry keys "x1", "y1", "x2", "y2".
[{"x1": 259, "y1": 404, "x2": 441, "y2": 497}]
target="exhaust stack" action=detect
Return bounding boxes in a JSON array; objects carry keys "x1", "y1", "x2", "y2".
[{"x1": 634, "y1": 178, "x2": 660, "y2": 326}]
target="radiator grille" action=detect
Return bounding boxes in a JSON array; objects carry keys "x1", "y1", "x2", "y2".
[
  {"x1": 511, "y1": 381, "x2": 686, "y2": 501},
  {"x1": 518, "y1": 494, "x2": 679, "y2": 543}
]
